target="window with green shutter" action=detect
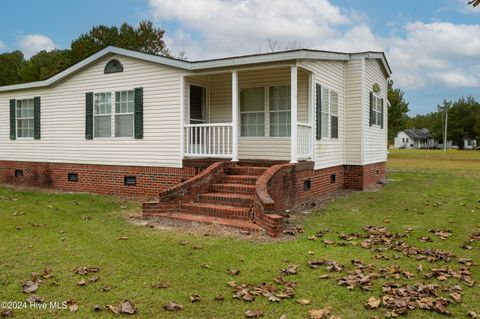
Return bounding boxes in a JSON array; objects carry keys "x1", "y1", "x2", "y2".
[
  {"x1": 85, "y1": 89, "x2": 142, "y2": 139},
  {"x1": 370, "y1": 92, "x2": 383, "y2": 127},
  {"x1": 16, "y1": 98, "x2": 35, "y2": 138}
]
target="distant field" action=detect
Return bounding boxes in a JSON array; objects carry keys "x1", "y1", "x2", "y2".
[{"x1": 388, "y1": 148, "x2": 480, "y2": 172}]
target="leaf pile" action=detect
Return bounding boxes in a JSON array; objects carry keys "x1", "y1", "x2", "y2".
[
  {"x1": 381, "y1": 282, "x2": 456, "y2": 317},
  {"x1": 229, "y1": 277, "x2": 297, "y2": 303}
]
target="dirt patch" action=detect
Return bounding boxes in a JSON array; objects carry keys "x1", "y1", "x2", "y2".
[{"x1": 127, "y1": 214, "x2": 295, "y2": 243}]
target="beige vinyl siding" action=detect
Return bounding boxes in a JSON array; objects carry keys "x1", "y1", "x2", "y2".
[
  {"x1": 363, "y1": 59, "x2": 388, "y2": 164},
  {"x1": 0, "y1": 54, "x2": 187, "y2": 167},
  {"x1": 300, "y1": 60, "x2": 345, "y2": 169},
  {"x1": 344, "y1": 59, "x2": 363, "y2": 165},
  {"x1": 205, "y1": 67, "x2": 308, "y2": 160}
]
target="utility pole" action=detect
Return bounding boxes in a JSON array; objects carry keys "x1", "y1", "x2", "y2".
[{"x1": 443, "y1": 104, "x2": 449, "y2": 153}]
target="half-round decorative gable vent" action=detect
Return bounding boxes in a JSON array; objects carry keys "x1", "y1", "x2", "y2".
[{"x1": 104, "y1": 59, "x2": 124, "y2": 74}]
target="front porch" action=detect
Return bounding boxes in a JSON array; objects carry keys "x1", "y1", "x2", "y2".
[{"x1": 180, "y1": 65, "x2": 315, "y2": 164}]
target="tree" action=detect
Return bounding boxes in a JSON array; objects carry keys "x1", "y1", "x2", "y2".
[
  {"x1": 443, "y1": 97, "x2": 480, "y2": 148},
  {"x1": 468, "y1": 0, "x2": 480, "y2": 7},
  {"x1": 0, "y1": 21, "x2": 170, "y2": 86},
  {"x1": 0, "y1": 51, "x2": 26, "y2": 85},
  {"x1": 18, "y1": 49, "x2": 71, "y2": 82},
  {"x1": 387, "y1": 80, "x2": 410, "y2": 144},
  {"x1": 70, "y1": 20, "x2": 170, "y2": 62}
]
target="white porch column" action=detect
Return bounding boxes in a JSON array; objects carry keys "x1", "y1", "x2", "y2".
[
  {"x1": 290, "y1": 65, "x2": 298, "y2": 163},
  {"x1": 231, "y1": 70, "x2": 239, "y2": 162},
  {"x1": 308, "y1": 71, "x2": 315, "y2": 161},
  {"x1": 179, "y1": 75, "x2": 185, "y2": 166}
]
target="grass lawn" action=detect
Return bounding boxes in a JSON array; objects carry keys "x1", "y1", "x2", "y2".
[{"x1": 0, "y1": 149, "x2": 479, "y2": 318}]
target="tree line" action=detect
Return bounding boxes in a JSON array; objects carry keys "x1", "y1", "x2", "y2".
[
  {"x1": 388, "y1": 83, "x2": 480, "y2": 148},
  {"x1": 0, "y1": 21, "x2": 170, "y2": 86}
]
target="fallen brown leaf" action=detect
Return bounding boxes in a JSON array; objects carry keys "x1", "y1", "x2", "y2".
[
  {"x1": 21, "y1": 281, "x2": 38, "y2": 293},
  {"x1": 163, "y1": 301, "x2": 183, "y2": 311},
  {"x1": 190, "y1": 294, "x2": 201, "y2": 302},
  {"x1": 365, "y1": 296, "x2": 380, "y2": 309},
  {"x1": 120, "y1": 300, "x2": 136, "y2": 314},
  {"x1": 244, "y1": 309, "x2": 264, "y2": 318},
  {"x1": 308, "y1": 306, "x2": 332, "y2": 319},
  {"x1": 26, "y1": 294, "x2": 44, "y2": 303},
  {"x1": 297, "y1": 299, "x2": 310, "y2": 305}
]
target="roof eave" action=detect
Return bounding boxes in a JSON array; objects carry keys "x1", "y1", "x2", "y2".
[{"x1": 0, "y1": 46, "x2": 391, "y2": 92}]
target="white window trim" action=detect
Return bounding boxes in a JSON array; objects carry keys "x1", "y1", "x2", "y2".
[
  {"x1": 318, "y1": 84, "x2": 340, "y2": 141},
  {"x1": 239, "y1": 84, "x2": 292, "y2": 139},
  {"x1": 371, "y1": 92, "x2": 382, "y2": 127},
  {"x1": 16, "y1": 98, "x2": 35, "y2": 139},
  {"x1": 92, "y1": 90, "x2": 135, "y2": 139},
  {"x1": 114, "y1": 90, "x2": 135, "y2": 138}
]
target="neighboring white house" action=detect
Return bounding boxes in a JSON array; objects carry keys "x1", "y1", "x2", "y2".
[
  {"x1": 394, "y1": 129, "x2": 435, "y2": 149},
  {"x1": 464, "y1": 138, "x2": 477, "y2": 150}
]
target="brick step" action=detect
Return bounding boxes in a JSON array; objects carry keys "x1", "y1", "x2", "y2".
[
  {"x1": 225, "y1": 166, "x2": 267, "y2": 176},
  {"x1": 153, "y1": 212, "x2": 264, "y2": 233},
  {"x1": 199, "y1": 192, "x2": 255, "y2": 207},
  {"x1": 181, "y1": 202, "x2": 251, "y2": 220},
  {"x1": 211, "y1": 183, "x2": 256, "y2": 194},
  {"x1": 221, "y1": 175, "x2": 258, "y2": 185},
  {"x1": 181, "y1": 203, "x2": 250, "y2": 220}
]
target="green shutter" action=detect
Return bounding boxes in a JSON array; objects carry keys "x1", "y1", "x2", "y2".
[
  {"x1": 85, "y1": 92, "x2": 93, "y2": 139},
  {"x1": 134, "y1": 87, "x2": 143, "y2": 139},
  {"x1": 9, "y1": 99, "x2": 16, "y2": 140},
  {"x1": 34, "y1": 96, "x2": 41, "y2": 139},
  {"x1": 380, "y1": 98, "x2": 384, "y2": 129},
  {"x1": 315, "y1": 84, "x2": 321, "y2": 140},
  {"x1": 369, "y1": 91, "x2": 374, "y2": 127}
]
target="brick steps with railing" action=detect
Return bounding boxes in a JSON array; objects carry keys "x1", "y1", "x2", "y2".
[{"x1": 142, "y1": 164, "x2": 280, "y2": 234}]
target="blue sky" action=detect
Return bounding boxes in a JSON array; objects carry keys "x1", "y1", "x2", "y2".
[{"x1": 1, "y1": 0, "x2": 479, "y2": 115}]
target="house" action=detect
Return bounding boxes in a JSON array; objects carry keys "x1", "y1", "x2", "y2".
[
  {"x1": 0, "y1": 46, "x2": 391, "y2": 236},
  {"x1": 464, "y1": 138, "x2": 477, "y2": 150},
  {"x1": 394, "y1": 129, "x2": 435, "y2": 149}
]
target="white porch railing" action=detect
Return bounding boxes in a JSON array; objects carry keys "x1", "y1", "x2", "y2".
[
  {"x1": 184, "y1": 123, "x2": 233, "y2": 158},
  {"x1": 297, "y1": 122, "x2": 312, "y2": 160}
]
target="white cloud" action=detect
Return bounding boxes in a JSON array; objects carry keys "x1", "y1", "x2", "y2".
[
  {"x1": 149, "y1": 0, "x2": 380, "y2": 59},
  {"x1": 0, "y1": 41, "x2": 6, "y2": 51},
  {"x1": 386, "y1": 22, "x2": 480, "y2": 89},
  {"x1": 17, "y1": 34, "x2": 56, "y2": 59},
  {"x1": 149, "y1": 0, "x2": 480, "y2": 91}
]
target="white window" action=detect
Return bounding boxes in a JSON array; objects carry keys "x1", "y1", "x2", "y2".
[
  {"x1": 371, "y1": 94, "x2": 383, "y2": 126},
  {"x1": 240, "y1": 87, "x2": 265, "y2": 137},
  {"x1": 94, "y1": 90, "x2": 135, "y2": 138},
  {"x1": 269, "y1": 86, "x2": 291, "y2": 137},
  {"x1": 16, "y1": 99, "x2": 34, "y2": 138},
  {"x1": 320, "y1": 87, "x2": 339, "y2": 139},
  {"x1": 94, "y1": 92, "x2": 112, "y2": 137},
  {"x1": 115, "y1": 90, "x2": 135, "y2": 137}
]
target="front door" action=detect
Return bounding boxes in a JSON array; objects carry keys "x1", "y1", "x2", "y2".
[
  {"x1": 189, "y1": 85, "x2": 207, "y2": 149},
  {"x1": 189, "y1": 85, "x2": 206, "y2": 124}
]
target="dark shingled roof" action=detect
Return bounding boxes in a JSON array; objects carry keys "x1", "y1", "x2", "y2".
[{"x1": 403, "y1": 129, "x2": 432, "y2": 140}]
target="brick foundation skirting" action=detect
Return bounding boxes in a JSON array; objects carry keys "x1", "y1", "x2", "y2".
[
  {"x1": 0, "y1": 160, "x2": 198, "y2": 200},
  {"x1": 344, "y1": 162, "x2": 386, "y2": 190}
]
